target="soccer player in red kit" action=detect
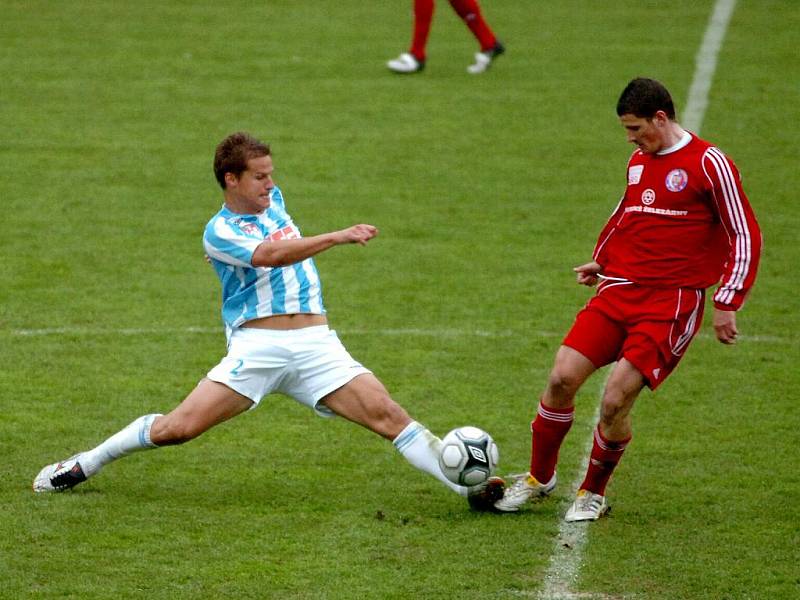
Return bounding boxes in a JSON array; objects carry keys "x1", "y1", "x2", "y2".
[
  {"x1": 495, "y1": 77, "x2": 762, "y2": 520},
  {"x1": 387, "y1": 0, "x2": 504, "y2": 74}
]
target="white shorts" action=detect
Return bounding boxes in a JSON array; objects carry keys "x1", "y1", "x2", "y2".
[{"x1": 206, "y1": 325, "x2": 371, "y2": 417}]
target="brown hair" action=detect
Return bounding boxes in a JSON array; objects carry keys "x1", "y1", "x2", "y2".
[
  {"x1": 616, "y1": 78, "x2": 676, "y2": 120},
  {"x1": 213, "y1": 132, "x2": 271, "y2": 189}
]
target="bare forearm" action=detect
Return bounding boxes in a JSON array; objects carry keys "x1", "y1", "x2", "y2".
[
  {"x1": 251, "y1": 224, "x2": 378, "y2": 267},
  {"x1": 251, "y1": 233, "x2": 341, "y2": 267}
]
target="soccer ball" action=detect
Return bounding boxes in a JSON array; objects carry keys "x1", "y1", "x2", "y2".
[{"x1": 438, "y1": 426, "x2": 499, "y2": 487}]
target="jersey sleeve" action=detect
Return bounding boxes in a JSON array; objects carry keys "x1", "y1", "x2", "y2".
[
  {"x1": 593, "y1": 153, "x2": 638, "y2": 266},
  {"x1": 203, "y1": 217, "x2": 262, "y2": 267},
  {"x1": 592, "y1": 195, "x2": 625, "y2": 267},
  {"x1": 702, "y1": 148, "x2": 762, "y2": 310}
]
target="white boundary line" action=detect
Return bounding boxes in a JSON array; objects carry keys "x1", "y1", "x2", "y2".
[
  {"x1": 6, "y1": 326, "x2": 526, "y2": 338},
  {"x1": 7, "y1": 326, "x2": 791, "y2": 345},
  {"x1": 683, "y1": 0, "x2": 738, "y2": 133},
  {"x1": 538, "y1": 400, "x2": 604, "y2": 600}
]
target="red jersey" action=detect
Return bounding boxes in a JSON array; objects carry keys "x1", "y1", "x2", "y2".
[{"x1": 593, "y1": 132, "x2": 761, "y2": 311}]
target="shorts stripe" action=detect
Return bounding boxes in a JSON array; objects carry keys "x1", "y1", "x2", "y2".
[{"x1": 670, "y1": 289, "x2": 703, "y2": 356}]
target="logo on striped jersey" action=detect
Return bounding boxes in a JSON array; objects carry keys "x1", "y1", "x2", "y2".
[
  {"x1": 240, "y1": 223, "x2": 261, "y2": 237},
  {"x1": 268, "y1": 225, "x2": 300, "y2": 242}
]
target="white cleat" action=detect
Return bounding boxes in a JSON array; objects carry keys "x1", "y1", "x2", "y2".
[
  {"x1": 564, "y1": 489, "x2": 609, "y2": 522},
  {"x1": 467, "y1": 41, "x2": 505, "y2": 74},
  {"x1": 33, "y1": 455, "x2": 88, "y2": 493},
  {"x1": 387, "y1": 52, "x2": 424, "y2": 74},
  {"x1": 494, "y1": 471, "x2": 556, "y2": 512}
]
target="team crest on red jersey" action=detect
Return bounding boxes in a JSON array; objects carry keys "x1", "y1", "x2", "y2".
[{"x1": 665, "y1": 169, "x2": 688, "y2": 192}]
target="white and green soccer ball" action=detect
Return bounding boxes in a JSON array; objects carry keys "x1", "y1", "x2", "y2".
[{"x1": 438, "y1": 426, "x2": 499, "y2": 486}]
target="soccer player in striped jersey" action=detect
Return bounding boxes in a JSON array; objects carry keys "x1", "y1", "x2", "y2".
[
  {"x1": 33, "y1": 132, "x2": 504, "y2": 510},
  {"x1": 386, "y1": 0, "x2": 504, "y2": 74},
  {"x1": 495, "y1": 78, "x2": 762, "y2": 520}
]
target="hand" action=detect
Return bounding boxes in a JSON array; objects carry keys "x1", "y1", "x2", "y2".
[
  {"x1": 713, "y1": 308, "x2": 738, "y2": 344},
  {"x1": 339, "y1": 224, "x2": 379, "y2": 246},
  {"x1": 573, "y1": 261, "x2": 602, "y2": 287}
]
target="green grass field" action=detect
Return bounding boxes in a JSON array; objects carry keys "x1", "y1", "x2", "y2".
[{"x1": 1, "y1": 1, "x2": 798, "y2": 598}]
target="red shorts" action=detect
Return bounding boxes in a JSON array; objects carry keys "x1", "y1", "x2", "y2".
[{"x1": 563, "y1": 281, "x2": 705, "y2": 389}]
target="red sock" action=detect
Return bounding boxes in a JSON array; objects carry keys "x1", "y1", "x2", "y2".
[
  {"x1": 410, "y1": 0, "x2": 435, "y2": 61},
  {"x1": 530, "y1": 402, "x2": 574, "y2": 483},
  {"x1": 579, "y1": 426, "x2": 631, "y2": 496},
  {"x1": 448, "y1": 0, "x2": 497, "y2": 51}
]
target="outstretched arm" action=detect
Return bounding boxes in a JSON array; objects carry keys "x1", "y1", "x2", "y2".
[{"x1": 252, "y1": 224, "x2": 378, "y2": 267}]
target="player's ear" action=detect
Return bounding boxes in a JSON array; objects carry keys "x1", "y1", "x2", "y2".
[
  {"x1": 653, "y1": 110, "x2": 670, "y2": 126},
  {"x1": 224, "y1": 171, "x2": 239, "y2": 189}
]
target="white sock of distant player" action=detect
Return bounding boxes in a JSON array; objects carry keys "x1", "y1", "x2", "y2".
[
  {"x1": 393, "y1": 421, "x2": 467, "y2": 496},
  {"x1": 76, "y1": 414, "x2": 162, "y2": 477}
]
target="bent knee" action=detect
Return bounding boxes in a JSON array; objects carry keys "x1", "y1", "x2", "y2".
[
  {"x1": 546, "y1": 369, "x2": 582, "y2": 401},
  {"x1": 599, "y1": 391, "x2": 634, "y2": 427}
]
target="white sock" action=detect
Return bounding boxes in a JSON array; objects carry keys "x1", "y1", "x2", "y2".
[
  {"x1": 393, "y1": 421, "x2": 467, "y2": 496},
  {"x1": 78, "y1": 414, "x2": 162, "y2": 477}
]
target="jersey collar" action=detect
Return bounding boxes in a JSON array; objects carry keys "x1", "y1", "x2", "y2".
[{"x1": 657, "y1": 129, "x2": 692, "y2": 155}]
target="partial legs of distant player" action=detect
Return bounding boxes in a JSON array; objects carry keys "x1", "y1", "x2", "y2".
[
  {"x1": 387, "y1": 0, "x2": 505, "y2": 74},
  {"x1": 33, "y1": 374, "x2": 504, "y2": 509}
]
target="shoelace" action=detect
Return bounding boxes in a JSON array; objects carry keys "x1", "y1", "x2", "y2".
[
  {"x1": 506, "y1": 473, "x2": 534, "y2": 494},
  {"x1": 576, "y1": 493, "x2": 600, "y2": 512}
]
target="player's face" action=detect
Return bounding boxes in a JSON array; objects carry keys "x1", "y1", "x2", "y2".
[
  {"x1": 226, "y1": 155, "x2": 275, "y2": 213},
  {"x1": 619, "y1": 113, "x2": 669, "y2": 154}
]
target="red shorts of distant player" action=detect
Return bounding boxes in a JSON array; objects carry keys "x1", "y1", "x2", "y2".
[{"x1": 563, "y1": 281, "x2": 705, "y2": 389}]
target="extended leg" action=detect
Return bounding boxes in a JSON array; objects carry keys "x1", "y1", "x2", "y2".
[
  {"x1": 320, "y1": 373, "x2": 503, "y2": 507},
  {"x1": 33, "y1": 379, "x2": 252, "y2": 492}
]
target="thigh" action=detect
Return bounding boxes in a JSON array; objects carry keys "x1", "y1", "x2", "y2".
[
  {"x1": 151, "y1": 379, "x2": 254, "y2": 445},
  {"x1": 544, "y1": 345, "x2": 599, "y2": 406},
  {"x1": 320, "y1": 374, "x2": 411, "y2": 440}
]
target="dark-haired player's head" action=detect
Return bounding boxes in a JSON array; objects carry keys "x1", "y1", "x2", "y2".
[
  {"x1": 214, "y1": 132, "x2": 271, "y2": 190},
  {"x1": 616, "y1": 78, "x2": 676, "y2": 121}
]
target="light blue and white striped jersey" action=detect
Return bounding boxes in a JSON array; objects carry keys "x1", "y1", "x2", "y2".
[{"x1": 203, "y1": 186, "x2": 325, "y2": 332}]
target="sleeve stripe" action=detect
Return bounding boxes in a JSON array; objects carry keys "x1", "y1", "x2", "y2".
[{"x1": 703, "y1": 147, "x2": 752, "y2": 305}]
